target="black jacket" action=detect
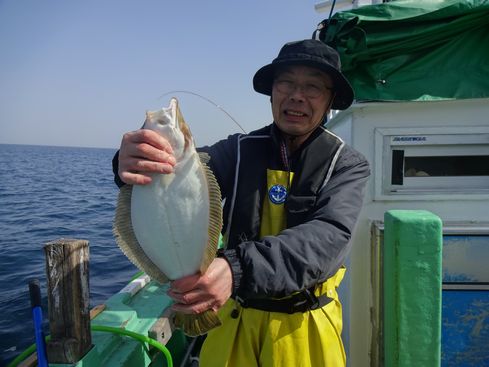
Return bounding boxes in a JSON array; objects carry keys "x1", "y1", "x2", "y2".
[
  {"x1": 112, "y1": 123, "x2": 370, "y2": 301},
  {"x1": 196, "y1": 124, "x2": 370, "y2": 300}
]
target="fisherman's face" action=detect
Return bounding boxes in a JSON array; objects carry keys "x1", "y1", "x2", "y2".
[{"x1": 272, "y1": 65, "x2": 334, "y2": 144}]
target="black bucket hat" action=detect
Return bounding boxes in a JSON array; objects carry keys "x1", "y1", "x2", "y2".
[{"x1": 253, "y1": 39, "x2": 354, "y2": 110}]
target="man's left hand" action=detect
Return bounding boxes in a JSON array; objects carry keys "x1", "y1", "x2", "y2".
[{"x1": 168, "y1": 258, "x2": 232, "y2": 314}]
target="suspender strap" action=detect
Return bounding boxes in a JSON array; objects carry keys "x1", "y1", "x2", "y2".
[{"x1": 235, "y1": 287, "x2": 333, "y2": 314}]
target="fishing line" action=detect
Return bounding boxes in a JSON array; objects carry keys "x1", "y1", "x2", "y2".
[{"x1": 158, "y1": 90, "x2": 247, "y2": 133}]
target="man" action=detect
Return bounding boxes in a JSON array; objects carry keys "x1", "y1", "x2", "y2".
[{"x1": 114, "y1": 39, "x2": 370, "y2": 366}]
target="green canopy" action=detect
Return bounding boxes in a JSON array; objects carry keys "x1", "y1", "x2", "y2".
[{"x1": 317, "y1": 0, "x2": 489, "y2": 102}]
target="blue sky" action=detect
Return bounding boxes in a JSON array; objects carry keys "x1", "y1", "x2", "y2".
[{"x1": 0, "y1": 0, "x2": 329, "y2": 148}]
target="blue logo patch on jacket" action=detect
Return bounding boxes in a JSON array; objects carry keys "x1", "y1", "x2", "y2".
[{"x1": 268, "y1": 184, "x2": 287, "y2": 204}]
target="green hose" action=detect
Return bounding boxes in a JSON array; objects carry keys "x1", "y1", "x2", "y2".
[
  {"x1": 91, "y1": 324, "x2": 173, "y2": 367},
  {"x1": 7, "y1": 325, "x2": 173, "y2": 367},
  {"x1": 6, "y1": 337, "x2": 50, "y2": 367}
]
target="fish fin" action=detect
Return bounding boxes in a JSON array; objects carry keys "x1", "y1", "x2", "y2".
[
  {"x1": 173, "y1": 310, "x2": 222, "y2": 336},
  {"x1": 113, "y1": 185, "x2": 169, "y2": 284},
  {"x1": 199, "y1": 156, "x2": 223, "y2": 273},
  {"x1": 198, "y1": 151, "x2": 210, "y2": 165}
]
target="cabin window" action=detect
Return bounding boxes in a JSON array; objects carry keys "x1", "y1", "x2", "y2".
[
  {"x1": 375, "y1": 127, "x2": 489, "y2": 197},
  {"x1": 403, "y1": 155, "x2": 489, "y2": 178}
]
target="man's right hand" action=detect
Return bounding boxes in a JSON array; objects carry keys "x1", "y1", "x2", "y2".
[{"x1": 118, "y1": 129, "x2": 176, "y2": 185}]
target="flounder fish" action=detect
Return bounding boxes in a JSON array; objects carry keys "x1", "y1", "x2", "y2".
[{"x1": 113, "y1": 98, "x2": 223, "y2": 336}]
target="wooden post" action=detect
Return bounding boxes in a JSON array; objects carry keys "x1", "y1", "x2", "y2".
[{"x1": 44, "y1": 239, "x2": 92, "y2": 364}]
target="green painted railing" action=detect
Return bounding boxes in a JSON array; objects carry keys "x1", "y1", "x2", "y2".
[{"x1": 383, "y1": 210, "x2": 443, "y2": 367}]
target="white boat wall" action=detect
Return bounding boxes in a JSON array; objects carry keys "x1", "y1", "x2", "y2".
[{"x1": 318, "y1": 1, "x2": 489, "y2": 365}]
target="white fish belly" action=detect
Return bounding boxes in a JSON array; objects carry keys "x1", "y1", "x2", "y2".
[{"x1": 131, "y1": 153, "x2": 210, "y2": 280}]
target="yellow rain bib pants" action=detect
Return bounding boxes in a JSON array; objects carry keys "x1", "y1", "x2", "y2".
[{"x1": 200, "y1": 170, "x2": 346, "y2": 367}]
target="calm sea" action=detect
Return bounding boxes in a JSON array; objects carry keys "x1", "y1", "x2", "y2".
[{"x1": 0, "y1": 144, "x2": 138, "y2": 366}]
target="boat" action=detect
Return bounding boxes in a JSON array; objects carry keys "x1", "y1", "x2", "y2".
[
  {"x1": 11, "y1": 270, "x2": 201, "y2": 367},
  {"x1": 316, "y1": 0, "x2": 489, "y2": 365},
  {"x1": 10, "y1": 1, "x2": 489, "y2": 366}
]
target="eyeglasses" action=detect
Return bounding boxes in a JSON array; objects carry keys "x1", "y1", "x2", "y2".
[{"x1": 273, "y1": 79, "x2": 332, "y2": 98}]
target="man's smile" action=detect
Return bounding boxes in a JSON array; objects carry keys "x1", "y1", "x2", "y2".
[{"x1": 284, "y1": 109, "x2": 307, "y2": 117}]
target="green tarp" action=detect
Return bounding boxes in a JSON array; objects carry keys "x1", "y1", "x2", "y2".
[{"x1": 317, "y1": 0, "x2": 489, "y2": 102}]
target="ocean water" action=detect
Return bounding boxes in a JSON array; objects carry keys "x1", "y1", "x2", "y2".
[{"x1": 0, "y1": 144, "x2": 138, "y2": 366}]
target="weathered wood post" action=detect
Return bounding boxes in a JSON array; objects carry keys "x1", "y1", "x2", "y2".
[{"x1": 44, "y1": 238, "x2": 92, "y2": 364}]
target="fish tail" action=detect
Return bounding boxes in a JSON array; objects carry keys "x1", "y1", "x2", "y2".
[{"x1": 173, "y1": 310, "x2": 222, "y2": 337}]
